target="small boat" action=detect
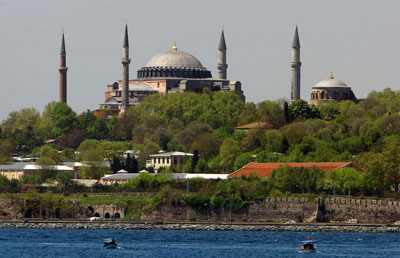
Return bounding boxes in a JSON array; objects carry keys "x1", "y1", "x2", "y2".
[
  {"x1": 301, "y1": 236, "x2": 316, "y2": 252},
  {"x1": 102, "y1": 237, "x2": 117, "y2": 249}
]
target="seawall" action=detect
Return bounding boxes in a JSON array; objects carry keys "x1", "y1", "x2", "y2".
[{"x1": 1, "y1": 221, "x2": 400, "y2": 233}]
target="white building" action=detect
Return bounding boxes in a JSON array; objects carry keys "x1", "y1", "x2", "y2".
[{"x1": 146, "y1": 151, "x2": 193, "y2": 172}]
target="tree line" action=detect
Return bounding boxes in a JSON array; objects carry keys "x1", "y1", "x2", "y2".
[{"x1": 1, "y1": 88, "x2": 400, "y2": 197}]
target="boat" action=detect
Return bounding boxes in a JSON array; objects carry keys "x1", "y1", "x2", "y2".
[
  {"x1": 102, "y1": 237, "x2": 117, "y2": 249},
  {"x1": 301, "y1": 236, "x2": 316, "y2": 252}
]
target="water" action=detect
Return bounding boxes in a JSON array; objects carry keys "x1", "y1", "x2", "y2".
[{"x1": 0, "y1": 228, "x2": 399, "y2": 257}]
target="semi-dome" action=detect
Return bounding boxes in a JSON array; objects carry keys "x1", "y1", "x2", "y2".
[
  {"x1": 313, "y1": 73, "x2": 348, "y2": 88},
  {"x1": 137, "y1": 41, "x2": 212, "y2": 79}
]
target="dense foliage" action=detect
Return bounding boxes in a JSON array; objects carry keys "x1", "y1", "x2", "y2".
[{"x1": 1, "y1": 88, "x2": 400, "y2": 197}]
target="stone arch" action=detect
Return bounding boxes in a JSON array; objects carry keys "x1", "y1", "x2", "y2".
[
  {"x1": 321, "y1": 91, "x2": 325, "y2": 99},
  {"x1": 104, "y1": 213, "x2": 111, "y2": 219},
  {"x1": 94, "y1": 212, "x2": 100, "y2": 217},
  {"x1": 114, "y1": 213, "x2": 121, "y2": 219}
]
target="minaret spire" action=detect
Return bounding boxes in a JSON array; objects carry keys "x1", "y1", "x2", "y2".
[
  {"x1": 121, "y1": 23, "x2": 131, "y2": 114},
  {"x1": 217, "y1": 27, "x2": 228, "y2": 80},
  {"x1": 123, "y1": 24, "x2": 129, "y2": 48},
  {"x1": 290, "y1": 24, "x2": 301, "y2": 102},
  {"x1": 59, "y1": 31, "x2": 68, "y2": 103}
]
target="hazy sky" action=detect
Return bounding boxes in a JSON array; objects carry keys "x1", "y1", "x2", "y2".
[{"x1": 0, "y1": 0, "x2": 399, "y2": 121}]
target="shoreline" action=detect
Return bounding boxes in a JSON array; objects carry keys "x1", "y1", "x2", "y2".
[{"x1": 1, "y1": 221, "x2": 400, "y2": 233}]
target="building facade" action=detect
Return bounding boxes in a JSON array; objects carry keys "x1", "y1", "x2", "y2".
[{"x1": 146, "y1": 151, "x2": 193, "y2": 172}]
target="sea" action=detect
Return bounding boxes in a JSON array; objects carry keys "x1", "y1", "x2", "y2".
[{"x1": 0, "y1": 228, "x2": 398, "y2": 258}]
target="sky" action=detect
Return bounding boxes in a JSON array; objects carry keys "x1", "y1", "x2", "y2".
[{"x1": 0, "y1": 0, "x2": 399, "y2": 121}]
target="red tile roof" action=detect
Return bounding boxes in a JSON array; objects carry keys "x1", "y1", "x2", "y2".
[
  {"x1": 234, "y1": 122, "x2": 273, "y2": 130},
  {"x1": 228, "y1": 162, "x2": 362, "y2": 178}
]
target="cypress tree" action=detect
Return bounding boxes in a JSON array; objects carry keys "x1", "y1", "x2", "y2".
[
  {"x1": 191, "y1": 150, "x2": 199, "y2": 172},
  {"x1": 111, "y1": 156, "x2": 121, "y2": 174},
  {"x1": 284, "y1": 101, "x2": 290, "y2": 123}
]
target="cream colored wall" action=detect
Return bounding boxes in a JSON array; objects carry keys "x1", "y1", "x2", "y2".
[{"x1": 0, "y1": 170, "x2": 24, "y2": 180}]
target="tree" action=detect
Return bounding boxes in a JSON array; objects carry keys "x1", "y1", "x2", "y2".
[
  {"x1": 265, "y1": 130, "x2": 285, "y2": 153},
  {"x1": 191, "y1": 150, "x2": 199, "y2": 171},
  {"x1": 283, "y1": 101, "x2": 289, "y2": 123},
  {"x1": 80, "y1": 148, "x2": 107, "y2": 179},
  {"x1": 318, "y1": 102, "x2": 340, "y2": 121},
  {"x1": 50, "y1": 102, "x2": 78, "y2": 138},
  {"x1": 35, "y1": 157, "x2": 57, "y2": 182},
  {"x1": 219, "y1": 138, "x2": 241, "y2": 172},
  {"x1": 194, "y1": 159, "x2": 208, "y2": 173},
  {"x1": 56, "y1": 171, "x2": 73, "y2": 196},
  {"x1": 87, "y1": 118, "x2": 109, "y2": 140},
  {"x1": 234, "y1": 153, "x2": 255, "y2": 170},
  {"x1": 111, "y1": 156, "x2": 122, "y2": 173},
  {"x1": 288, "y1": 100, "x2": 321, "y2": 121}
]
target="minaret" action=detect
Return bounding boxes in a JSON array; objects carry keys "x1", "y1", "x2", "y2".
[
  {"x1": 59, "y1": 32, "x2": 68, "y2": 103},
  {"x1": 217, "y1": 28, "x2": 228, "y2": 80},
  {"x1": 290, "y1": 24, "x2": 301, "y2": 102},
  {"x1": 121, "y1": 24, "x2": 131, "y2": 113}
]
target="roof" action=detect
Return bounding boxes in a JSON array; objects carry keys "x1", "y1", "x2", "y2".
[
  {"x1": 228, "y1": 162, "x2": 362, "y2": 178},
  {"x1": 145, "y1": 49, "x2": 204, "y2": 68},
  {"x1": 235, "y1": 122, "x2": 273, "y2": 130},
  {"x1": 63, "y1": 162, "x2": 86, "y2": 167},
  {"x1": 172, "y1": 173, "x2": 229, "y2": 180},
  {"x1": 0, "y1": 163, "x2": 29, "y2": 170},
  {"x1": 218, "y1": 29, "x2": 227, "y2": 50},
  {"x1": 71, "y1": 179, "x2": 98, "y2": 187},
  {"x1": 24, "y1": 165, "x2": 74, "y2": 171},
  {"x1": 129, "y1": 82, "x2": 157, "y2": 92},
  {"x1": 149, "y1": 151, "x2": 193, "y2": 157},
  {"x1": 60, "y1": 33, "x2": 66, "y2": 56},
  {"x1": 102, "y1": 173, "x2": 140, "y2": 180},
  {"x1": 123, "y1": 24, "x2": 129, "y2": 48},
  {"x1": 313, "y1": 73, "x2": 348, "y2": 89},
  {"x1": 292, "y1": 25, "x2": 300, "y2": 48}
]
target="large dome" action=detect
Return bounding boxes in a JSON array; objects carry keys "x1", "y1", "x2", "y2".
[
  {"x1": 137, "y1": 43, "x2": 212, "y2": 79},
  {"x1": 313, "y1": 73, "x2": 348, "y2": 88},
  {"x1": 145, "y1": 49, "x2": 204, "y2": 68}
]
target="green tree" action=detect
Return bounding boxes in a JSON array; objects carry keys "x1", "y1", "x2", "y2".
[
  {"x1": 219, "y1": 138, "x2": 241, "y2": 172},
  {"x1": 289, "y1": 100, "x2": 321, "y2": 121},
  {"x1": 191, "y1": 150, "x2": 199, "y2": 171},
  {"x1": 50, "y1": 103, "x2": 78, "y2": 138},
  {"x1": 35, "y1": 157, "x2": 57, "y2": 182},
  {"x1": 56, "y1": 171, "x2": 73, "y2": 196},
  {"x1": 234, "y1": 153, "x2": 255, "y2": 170},
  {"x1": 80, "y1": 148, "x2": 108, "y2": 179},
  {"x1": 194, "y1": 159, "x2": 208, "y2": 173}
]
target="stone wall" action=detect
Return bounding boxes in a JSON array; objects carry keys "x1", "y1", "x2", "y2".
[{"x1": 142, "y1": 197, "x2": 400, "y2": 224}]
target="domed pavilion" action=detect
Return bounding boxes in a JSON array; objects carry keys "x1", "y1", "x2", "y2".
[
  {"x1": 99, "y1": 29, "x2": 245, "y2": 114},
  {"x1": 310, "y1": 73, "x2": 358, "y2": 104}
]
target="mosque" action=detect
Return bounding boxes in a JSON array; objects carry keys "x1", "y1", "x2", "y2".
[
  {"x1": 289, "y1": 25, "x2": 358, "y2": 104},
  {"x1": 57, "y1": 25, "x2": 358, "y2": 114},
  {"x1": 95, "y1": 25, "x2": 244, "y2": 115}
]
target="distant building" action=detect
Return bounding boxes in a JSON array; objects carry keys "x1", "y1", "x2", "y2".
[
  {"x1": 98, "y1": 27, "x2": 244, "y2": 114},
  {"x1": 234, "y1": 121, "x2": 273, "y2": 132},
  {"x1": 146, "y1": 151, "x2": 193, "y2": 172},
  {"x1": 0, "y1": 163, "x2": 74, "y2": 180},
  {"x1": 310, "y1": 73, "x2": 358, "y2": 104},
  {"x1": 228, "y1": 162, "x2": 362, "y2": 178}
]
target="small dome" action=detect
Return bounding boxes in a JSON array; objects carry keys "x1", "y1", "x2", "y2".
[
  {"x1": 145, "y1": 49, "x2": 204, "y2": 68},
  {"x1": 313, "y1": 73, "x2": 348, "y2": 88}
]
